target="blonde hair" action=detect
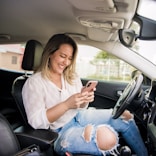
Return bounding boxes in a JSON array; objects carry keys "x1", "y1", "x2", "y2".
[{"x1": 37, "y1": 34, "x2": 78, "y2": 84}]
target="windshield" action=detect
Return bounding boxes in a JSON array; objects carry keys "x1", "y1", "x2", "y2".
[
  {"x1": 137, "y1": 0, "x2": 156, "y2": 21},
  {"x1": 134, "y1": 40, "x2": 156, "y2": 65},
  {"x1": 133, "y1": 0, "x2": 156, "y2": 65}
]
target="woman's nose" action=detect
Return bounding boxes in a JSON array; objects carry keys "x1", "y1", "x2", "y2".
[{"x1": 63, "y1": 58, "x2": 70, "y2": 66}]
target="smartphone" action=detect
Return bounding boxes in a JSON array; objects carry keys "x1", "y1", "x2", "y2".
[{"x1": 82, "y1": 80, "x2": 98, "y2": 92}]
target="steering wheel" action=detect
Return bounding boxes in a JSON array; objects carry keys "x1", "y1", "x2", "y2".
[{"x1": 112, "y1": 73, "x2": 143, "y2": 119}]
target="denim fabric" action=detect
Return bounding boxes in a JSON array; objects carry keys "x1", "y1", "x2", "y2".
[{"x1": 54, "y1": 108, "x2": 148, "y2": 156}]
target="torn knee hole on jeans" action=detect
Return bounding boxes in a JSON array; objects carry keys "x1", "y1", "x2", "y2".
[
  {"x1": 82, "y1": 124, "x2": 93, "y2": 142},
  {"x1": 82, "y1": 124, "x2": 120, "y2": 155},
  {"x1": 120, "y1": 111, "x2": 134, "y2": 121},
  {"x1": 96, "y1": 125, "x2": 119, "y2": 155},
  {"x1": 97, "y1": 125, "x2": 117, "y2": 150}
]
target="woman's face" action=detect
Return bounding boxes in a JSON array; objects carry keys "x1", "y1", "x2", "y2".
[{"x1": 49, "y1": 44, "x2": 73, "y2": 75}]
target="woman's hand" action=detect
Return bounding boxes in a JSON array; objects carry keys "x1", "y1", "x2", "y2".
[
  {"x1": 47, "y1": 91, "x2": 95, "y2": 122},
  {"x1": 64, "y1": 91, "x2": 95, "y2": 109},
  {"x1": 80, "y1": 91, "x2": 95, "y2": 108}
]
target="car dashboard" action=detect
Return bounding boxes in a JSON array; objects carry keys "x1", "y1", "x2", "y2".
[{"x1": 146, "y1": 80, "x2": 156, "y2": 149}]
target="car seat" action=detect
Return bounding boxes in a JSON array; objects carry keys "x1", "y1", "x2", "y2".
[
  {"x1": 0, "y1": 113, "x2": 43, "y2": 156},
  {"x1": 12, "y1": 39, "x2": 43, "y2": 127}
]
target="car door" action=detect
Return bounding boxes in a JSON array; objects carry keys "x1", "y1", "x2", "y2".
[{"x1": 82, "y1": 79, "x2": 127, "y2": 109}]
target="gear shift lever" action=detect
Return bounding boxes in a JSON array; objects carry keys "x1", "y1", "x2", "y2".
[{"x1": 120, "y1": 146, "x2": 131, "y2": 156}]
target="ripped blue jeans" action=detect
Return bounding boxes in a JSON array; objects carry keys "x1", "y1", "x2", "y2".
[{"x1": 54, "y1": 108, "x2": 148, "y2": 156}]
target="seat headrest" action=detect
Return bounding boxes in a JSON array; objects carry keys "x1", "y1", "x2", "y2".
[{"x1": 22, "y1": 40, "x2": 43, "y2": 71}]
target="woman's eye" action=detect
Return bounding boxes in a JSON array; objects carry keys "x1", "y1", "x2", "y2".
[
  {"x1": 60, "y1": 55, "x2": 72, "y2": 60},
  {"x1": 60, "y1": 55, "x2": 66, "y2": 58}
]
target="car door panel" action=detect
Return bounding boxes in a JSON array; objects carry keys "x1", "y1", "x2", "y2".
[
  {"x1": 82, "y1": 79, "x2": 149, "y2": 109},
  {"x1": 82, "y1": 79, "x2": 128, "y2": 109},
  {"x1": 0, "y1": 69, "x2": 24, "y2": 129}
]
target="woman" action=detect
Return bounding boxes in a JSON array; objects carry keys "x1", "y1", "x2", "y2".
[{"x1": 22, "y1": 34, "x2": 148, "y2": 156}]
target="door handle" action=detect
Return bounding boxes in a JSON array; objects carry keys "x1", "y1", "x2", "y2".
[{"x1": 117, "y1": 90, "x2": 123, "y2": 97}]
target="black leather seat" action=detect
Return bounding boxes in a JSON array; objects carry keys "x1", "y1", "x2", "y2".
[
  {"x1": 11, "y1": 40, "x2": 58, "y2": 155},
  {"x1": 12, "y1": 39, "x2": 43, "y2": 127},
  {"x1": 0, "y1": 113, "x2": 21, "y2": 156},
  {"x1": 0, "y1": 113, "x2": 42, "y2": 156}
]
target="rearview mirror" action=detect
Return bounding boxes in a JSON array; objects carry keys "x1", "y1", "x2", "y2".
[{"x1": 118, "y1": 29, "x2": 138, "y2": 47}]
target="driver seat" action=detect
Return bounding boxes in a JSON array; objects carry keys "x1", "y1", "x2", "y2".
[{"x1": 12, "y1": 39, "x2": 43, "y2": 128}]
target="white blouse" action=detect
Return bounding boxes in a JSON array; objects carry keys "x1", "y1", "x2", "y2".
[{"x1": 22, "y1": 72, "x2": 83, "y2": 130}]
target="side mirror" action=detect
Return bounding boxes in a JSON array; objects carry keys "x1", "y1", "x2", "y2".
[{"x1": 118, "y1": 29, "x2": 138, "y2": 47}]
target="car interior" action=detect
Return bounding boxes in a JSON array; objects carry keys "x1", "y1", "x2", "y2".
[{"x1": 1, "y1": 0, "x2": 156, "y2": 155}]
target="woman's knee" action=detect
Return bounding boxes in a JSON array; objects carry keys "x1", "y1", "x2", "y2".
[
  {"x1": 83, "y1": 124, "x2": 93, "y2": 142},
  {"x1": 83, "y1": 124, "x2": 118, "y2": 151},
  {"x1": 97, "y1": 125, "x2": 118, "y2": 150},
  {"x1": 121, "y1": 110, "x2": 134, "y2": 121}
]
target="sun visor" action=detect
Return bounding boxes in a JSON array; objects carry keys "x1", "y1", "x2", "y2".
[
  {"x1": 78, "y1": 17, "x2": 124, "y2": 42},
  {"x1": 78, "y1": 17, "x2": 124, "y2": 31},
  {"x1": 87, "y1": 28, "x2": 113, "y2": 42},
  {"x1": 67, "y1": 0, "x2": 116, "y2": 13}
]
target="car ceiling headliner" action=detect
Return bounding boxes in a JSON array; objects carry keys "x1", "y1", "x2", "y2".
[{"x1": 0, "y1": 0, "x2": 138, "y2": 46}]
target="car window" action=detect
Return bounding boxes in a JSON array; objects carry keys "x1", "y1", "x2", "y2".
[
  {"x1": 137, "y1": 0, "x2": 156, "y2": 21},
  {"x1": 76, "y1": 45, "x2": 136, "y2": 82},
  {"x1": 0, "y1": 43, "x2": 136, "y2": 82},
  {"x1": 128, "y1": 21, "x2": 156, "y2": 66},
  {"x1": 133, "y1": 40, "x2": 156, "y2": 65},
  {"x1": 134, "y1": 0, "x2": 156, "y2": 65},
  {"x1": 0, "y1": 44, "x2": 25, "y2": 72}
]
